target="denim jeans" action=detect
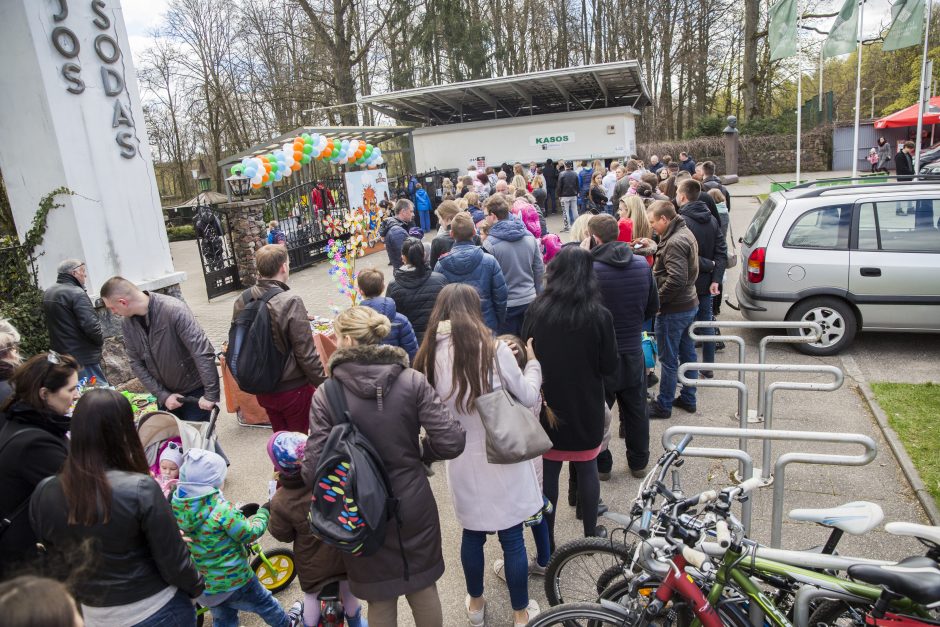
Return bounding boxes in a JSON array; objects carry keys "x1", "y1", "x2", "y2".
[
  {"x1": 695, "y1": 295, "x2": 715, "y2": 365},
  {"x1": 498, "y1": 303, "x2": 530, "y2": 336},
  {"x1": 79, "y1": 363, "x2": 109, "y2": 386},
  {"x1": 605, "y1": 351, "x2": 649, "y2": 470},
  {"x1": 559, "y1": 197, "x2": 578, "y2": 228},
  {"x1": 160, "y1": 386, "x2": 212, "y2": 422},
  {"x1": 462, "y1": 525, "x2": 529, "y2": 611},
  {"x1": 132, "y1": 590, "x2": 196, "y2": 627},
  {"x1": 655, "y1": 307, "x2": 699, "y2": 411},
  {"x1": 209, "y1": 576, "x2": 290, "y2": 627}
]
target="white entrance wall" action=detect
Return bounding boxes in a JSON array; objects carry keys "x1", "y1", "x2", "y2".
[
  {"x1": 0, "y1": 0, "x2": 183, "y2": 296},
  {"x1": 411, "y1": 107, "x2": 639, "y2": 173}
]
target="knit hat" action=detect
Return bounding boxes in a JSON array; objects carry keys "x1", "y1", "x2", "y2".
[
  {"x1": 266, "y1": 431, "x2": 307, "y2": 477},
  {"x1": 177, "y1": 448, "x2": 227, "y2": 497},
  {"x1": 159, "y1": 442, "x2": 183, "y2": 469},
  {"x1": 541, "y1": 234, "x2": 562, "y2": 265}
]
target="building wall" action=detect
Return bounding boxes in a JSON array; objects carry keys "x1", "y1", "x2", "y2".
[
  {"x1": 411, "y1": 107, "x2": 640, "y2": 172},
  {"x1": 832, "y1": 124, "x2": 911, "y2": 171},
  {"x1": 0, "y1": 0, "x2": 182, "y2": 295}
]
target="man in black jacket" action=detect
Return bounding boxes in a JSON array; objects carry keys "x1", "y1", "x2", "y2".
[
  {"x1": 676, "y1": 179, "x2": 727, "y2": 389},
  {"x1": 896, "y1": 141, "x2": 915, "y2": 181},
  {"x1": 542, "y1": 158, "x2": 558, "y2": 215},
  {"x1": 588, "y1": 214, "x2": 659, "y2": 478},
  {"x1": 557, "y1": 161, "x2": 580, "y2": 231},
  {"x1": 42, "y1": 259, "x2": 106, "y2": 384}
]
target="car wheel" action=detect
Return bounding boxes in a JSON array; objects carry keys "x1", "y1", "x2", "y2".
[{"x1": 787, "y1": 297, "x2": 857, "y2": 356}]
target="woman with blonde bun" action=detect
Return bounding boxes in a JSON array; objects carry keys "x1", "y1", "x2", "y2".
[{"x1": 302, "y1": 306, "x2": 466, "y2": 627}]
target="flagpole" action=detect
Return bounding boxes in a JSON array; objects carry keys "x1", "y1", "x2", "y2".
[
  {"x1": 819, "y1": 46, "x2": 824, "y2": 112},
  {"x1": 851, "y1": 0, "x2": 866, "y2": 179},
  {"x1": 796, "y1": 5, "x2": 803, "y2": 184},
  {"x1": 914, "y1": 0, "x2": 933, "y2": 174}
]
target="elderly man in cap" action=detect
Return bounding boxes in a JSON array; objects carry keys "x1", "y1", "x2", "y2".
[{"x1": 42, "y1": 259, "x2": 106, "y2": 384}]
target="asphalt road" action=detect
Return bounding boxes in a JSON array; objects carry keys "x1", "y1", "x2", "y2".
[{"x1": 172, "y1": 196, "x2": 936, "y2": 626}]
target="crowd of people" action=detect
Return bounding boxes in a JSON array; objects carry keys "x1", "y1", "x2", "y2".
[{"x1": 0, "y1": 150, "x2": 733, "y2": 627}]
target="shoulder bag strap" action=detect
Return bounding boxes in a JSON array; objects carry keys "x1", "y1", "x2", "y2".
[
  {"x1": 490, "y1": 342, "x2": 517, "y2": 406},
  {"x1": 323, "y1": 378, "x2": 350, "y2": 425}
]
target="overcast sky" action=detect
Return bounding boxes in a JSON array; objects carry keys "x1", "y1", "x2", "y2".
[{"x1": 119, "y1": 0, "x2": 903, "y2": 66}]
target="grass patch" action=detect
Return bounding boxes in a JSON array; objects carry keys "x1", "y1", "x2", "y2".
[{"x1": 871, "y1": 382, "x2": 940, "y2": 509}]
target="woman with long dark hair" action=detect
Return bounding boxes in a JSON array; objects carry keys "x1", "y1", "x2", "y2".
[
  {"x1": 386, "y1": 237, "x2": 448, "y2": 342},
  {"x1": 30, "y1": 389, "x2": 204, "y2": 626},
  {"x1": 414, "y1": 284, "x2": 543, "y2": 627},
  {"x1": 0, "y1": 351, "x2": 79, "y2": 574},
  {"x1": 522, "y1": 246, "x2": 618, "y2": 544}
]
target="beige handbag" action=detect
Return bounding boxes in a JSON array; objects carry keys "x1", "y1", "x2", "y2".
[{"x1": 475, "y1": 349, "x2": 553, "y2": 465}]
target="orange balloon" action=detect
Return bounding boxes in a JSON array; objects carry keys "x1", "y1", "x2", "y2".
[
  {"x1": 262, "y1": 173, "x2": 269, "y2": 182},
  {"x1": 291, "y1": 162, "x2": 301, "y2": 171},
  {"x1": 251, "y1": 182, "x2": 261, "y2": 189},
  {"x1": 293, "y1": 151, "x2": 302, "y2": 161}
]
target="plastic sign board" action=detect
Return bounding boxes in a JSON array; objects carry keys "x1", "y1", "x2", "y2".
[{"x1": 529, "y1": 133, "x2": 575, "y2": 147}]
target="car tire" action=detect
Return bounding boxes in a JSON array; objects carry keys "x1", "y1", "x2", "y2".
[{"x1": 787, "y1": 297, "x2": 858, "y2": 356}]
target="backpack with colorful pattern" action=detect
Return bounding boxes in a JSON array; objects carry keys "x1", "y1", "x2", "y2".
[{"x1": 308, "y1": 379, "x2": 408, "y2": 576}]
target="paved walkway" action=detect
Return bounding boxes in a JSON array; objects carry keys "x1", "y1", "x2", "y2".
[{"x1": 171, "y1": 200, "x2": 930, "y2": 626}]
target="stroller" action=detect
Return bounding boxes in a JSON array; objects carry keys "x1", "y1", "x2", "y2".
[{"x1": 137, "y1": 398, "x2": 222, "y2": 474}]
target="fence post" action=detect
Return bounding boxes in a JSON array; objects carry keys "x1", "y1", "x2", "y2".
[{"x1": 218, "y1": 199, "x2": 267, "y2": 287}]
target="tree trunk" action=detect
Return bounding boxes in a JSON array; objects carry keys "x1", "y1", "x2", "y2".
[{"x1": 742, "y1": 0, "x2": 760, "y2": 120}]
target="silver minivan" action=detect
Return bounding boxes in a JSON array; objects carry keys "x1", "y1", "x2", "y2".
[{"x1": 733, "y1": 180, "x2": 940, "y2": 355}]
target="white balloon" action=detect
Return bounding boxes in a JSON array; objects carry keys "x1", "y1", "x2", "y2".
[
  {"x1": 311, "y1": 133, "x2": 320, "y2": 145},
  {"x1": 282, "y1": 143, "x2": 292, "y2": 153},
  {"x1": 251, "y1": 175, "x2": 262, "y2": 184}
]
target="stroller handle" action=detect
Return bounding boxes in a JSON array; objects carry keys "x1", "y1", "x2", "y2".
[{"x1": 178, "y1": 396, "x2": 221, "y2": 440}]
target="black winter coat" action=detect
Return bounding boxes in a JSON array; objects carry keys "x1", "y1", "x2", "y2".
[
  {"x1": 42, "y1": 273, "x2": 104, "y2": 368},
  {"x1": 0, "y1": 403, "x2": 69, "y2": 572},
  {"x1": 591, "y1": 242, "x2": 659, "y2": 354},
  {"x1": 896, "y1": 150, "x2": 915, "y2": 178},
  {"x1": 557, "y1": 170, "x2": 580, "y2": 197},
  {"x1": 542, "y1": 163, "x2": 558, "y2": 189},
  {"x1": 523, "y1": 308, "x2": 618, "y2": 452},
  {"x1": 679, "y1": 200, "x2": 727, "y2": 295},
  {"x1": 30, "y1": 469, "x2": 205, "y2": 606},
  {"x1": 386, "y1": 267, "x2": 448, "y2": 342},
  {"x1": 702, "y1": 175, "x2": 732, "y2": 211}
]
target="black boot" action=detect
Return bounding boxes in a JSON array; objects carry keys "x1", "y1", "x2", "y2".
[{"x1": 567, "y1": 465, "x2": 578, "y2": 507}]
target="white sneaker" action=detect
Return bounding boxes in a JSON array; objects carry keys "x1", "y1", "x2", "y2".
[
  {"x1": 515, "y1": 600, "x2": 540, "y2": 626},
  {"x1": 465, "y1": 594, "x2": 485, "y2": 627}
]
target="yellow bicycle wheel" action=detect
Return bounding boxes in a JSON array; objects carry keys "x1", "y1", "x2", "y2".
[{"x1": 251, "y1": 548, "x2": 297, "y2": 593}]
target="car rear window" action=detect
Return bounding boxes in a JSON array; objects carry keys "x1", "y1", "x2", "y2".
[
  {"x1": 783, "y1": 205, "x2": 853, "y2": 249},
  {"x1": 743, "y1": 196, "x2": 776, "y2": 246}
]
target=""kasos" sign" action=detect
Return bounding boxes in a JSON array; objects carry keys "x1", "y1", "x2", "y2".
[{"x1": 529, "y1": 133, "x2": 575, "y2": 147}]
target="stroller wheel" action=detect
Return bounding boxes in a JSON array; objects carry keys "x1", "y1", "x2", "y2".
[{"x1": 252, "y1": 548, "x2": 297, "y2": 593}]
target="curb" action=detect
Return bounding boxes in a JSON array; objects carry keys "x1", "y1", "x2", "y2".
[{"x1": 854, "y1": 381, "x2": 940, "y2": 525}]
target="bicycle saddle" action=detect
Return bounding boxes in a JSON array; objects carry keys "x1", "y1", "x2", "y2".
[
  {"x1": 788, "y1": 501, "x2": 884, "y2": 535},
  {"x1": 848, "y1": 560, "x2": 940, "y2": 606},
  {"x1": 885, "y1": 522, "x2": 940, "y2": 547}
]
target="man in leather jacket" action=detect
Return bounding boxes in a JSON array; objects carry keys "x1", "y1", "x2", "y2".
[{"x1": 42, "y1": 259, "x2": 106, "y2": 384}]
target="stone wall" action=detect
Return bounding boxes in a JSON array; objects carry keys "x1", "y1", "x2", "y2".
[
  {"x1": 638, "y1": 127, "x2": 833, "y2": 177},
  {"x1": 219, "y1": 199, "x2": 267, "y2": 287}
]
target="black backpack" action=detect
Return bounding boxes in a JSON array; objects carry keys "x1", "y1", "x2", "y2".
[
  {"x1": 227, "y1": 287, "x2": 287, "y2": 394},
  {"x1": 308, "y1": 379, "x2": 408, "y2": 578}
]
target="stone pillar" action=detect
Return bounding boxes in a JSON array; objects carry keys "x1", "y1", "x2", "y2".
[
  {"x1": 219, "y1": 199, "x2": 267, "y2": 287},
  {"x1": 723, "y1": 116, "x2": 740, "y2": 184}
]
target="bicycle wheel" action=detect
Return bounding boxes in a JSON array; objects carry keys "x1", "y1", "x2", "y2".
[
  {"x1": 252, "y1": 548, "x2": 297, "y2": 593},
  {"x1": 601, "y1": 579, "x2": 753, "y2": 627},
  {"x1": 526, "y1": 601, "x2": 633, "y2": 627},
  {"x1": 807, "y1": 600, "x2": 869, "y2": 627},
  {"x1": 545, "y1": 537, "x2": 636, "y2": 606}
]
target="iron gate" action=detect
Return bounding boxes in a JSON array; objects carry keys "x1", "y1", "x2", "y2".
[
  {"x1": 267, "y1": 178, "x2": 348, "y2": 272},
  {"x1": 194, "y1": 206, "x2": 241, "y2": 299}
]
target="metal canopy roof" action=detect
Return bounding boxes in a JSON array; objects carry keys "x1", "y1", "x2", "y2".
[
  {"x1": 217, "y1": 125, "x2": 414, "y2": 167},
  {"x1": 358, "y1": 61, "x2": 651, "y2": 126}
]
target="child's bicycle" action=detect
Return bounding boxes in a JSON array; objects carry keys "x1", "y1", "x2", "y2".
[
  {"x1": 316, "y1": 579, "x2": 348, "y2": 626},
  {"x1": 195, "y1": 503, "x2": 298, "y2": 625}
]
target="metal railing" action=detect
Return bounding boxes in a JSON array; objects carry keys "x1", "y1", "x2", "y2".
[{"x1": 662, "y1": 426, "x2": 878, "y2": 547}]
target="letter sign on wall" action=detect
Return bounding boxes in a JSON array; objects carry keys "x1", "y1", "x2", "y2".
[
  {"x1": 48, "y1": 0, "x2": 137, "y2": 159},
  {"x1": 529, "y1": 133, "x2": 576, "y2": 148}
]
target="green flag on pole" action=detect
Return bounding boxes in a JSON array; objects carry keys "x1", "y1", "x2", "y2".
[
  {"x1": 883, "y1": 0, "x2": 924, "y2": 52},
  {"x1": 823, "y1": 0, "x2": 860, "y2": 58},
  {"x1": 769, "y1": 0, "x2": 798, "y2": 60}
]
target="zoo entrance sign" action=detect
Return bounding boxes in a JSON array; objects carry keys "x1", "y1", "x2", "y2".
[{"x1": 47, "y1": 0, "x2": 138, "y2": 159}]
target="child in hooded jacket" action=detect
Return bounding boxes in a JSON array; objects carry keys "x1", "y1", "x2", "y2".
[
  {"x1": 171, "y1": 448, "x2": 302, "y2": 627},
  {"x1": 266, "y1": 432, "x2": 366, "y2": 627}
]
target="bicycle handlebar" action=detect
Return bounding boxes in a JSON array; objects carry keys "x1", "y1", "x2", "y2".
[{"x1": 715, "y1": 520, "x2": 731, "y2": 549}]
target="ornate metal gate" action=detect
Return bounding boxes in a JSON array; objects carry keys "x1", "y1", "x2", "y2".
[
  {"x1": 194, "y1": 205, "x2": 241, "y2": 299},
  {"x1": 267, "y1": 178, "x2": 348, "y2": 272}
]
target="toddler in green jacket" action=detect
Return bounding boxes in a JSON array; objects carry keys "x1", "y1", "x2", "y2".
[{"x1": 172, "y1": 448, "x2": 302, "y2": 627}]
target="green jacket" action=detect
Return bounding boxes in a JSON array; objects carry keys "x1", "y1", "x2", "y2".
[{"x1": 172, "y1": 489, "x2": 269, "y2": 594}]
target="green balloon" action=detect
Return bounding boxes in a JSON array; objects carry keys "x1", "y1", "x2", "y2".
[
  {"x1": 267, "y1": 154, "x2": 277, "y2": 163},
  {"x1": 302, "y1": 133, "x2": 311, "y2": 142},
  {"x1": 364, "y1": 147, "x2": 373, "y2": 158},
  {"x1": 332, "y1": 148, "x2": 340, "y2": 158},
  {"x1": 230, "y1": 164, "x2": 243, "y2": 175},
  {"x1": 300, "y1": 154, "x2": 311, "y2": 164},
  {"x1": 270, "y1": 162, "x2": 279, "y2": 172},
  {"x1": 303, "y1": 144, "x2": 313, "y2": 154}
]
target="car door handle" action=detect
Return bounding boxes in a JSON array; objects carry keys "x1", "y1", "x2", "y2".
[{"x1": 860, "y1": 267, "x2": 882, "y2": 277}]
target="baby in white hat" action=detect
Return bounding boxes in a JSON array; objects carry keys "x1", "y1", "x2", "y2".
[{"x1": 156, "y1": 442, "x2": 183, "y2": 497}]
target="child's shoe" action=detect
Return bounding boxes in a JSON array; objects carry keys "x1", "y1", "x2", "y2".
[
  {"x1": 287, "y1": 600, "x2": 304, "y2": 627},
  {"x1": 346, "y1": 606, "x2": 368, "y2": 627}
]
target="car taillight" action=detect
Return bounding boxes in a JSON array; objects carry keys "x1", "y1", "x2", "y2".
[{"x1": 747, "y1": 247, "x2": 766, "y2": 283}]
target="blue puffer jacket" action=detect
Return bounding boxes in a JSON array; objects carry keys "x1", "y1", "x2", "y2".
[
  {"x1": 415, "y1": 189, "x2": 432, "y2": 213},
  {"x1": 433, "y1": 242, "x2": 507, "y2": 332},
  {"x1": 360, "y1": 297, "x2": 419, "y2": 362},
  {"x1": 592, "y1": 241, "x2": 659, "y2": 354},
  {"x1": 381, "y1": 216, "x2": 411, "y2": 269}
]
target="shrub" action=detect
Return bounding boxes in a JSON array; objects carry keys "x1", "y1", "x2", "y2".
[
  {"x1": 167, "y1": 225, "x2": 196, "y2": 241},
  {"x1": 685, "y1": 115, "x2": 727, "y2": 138}
]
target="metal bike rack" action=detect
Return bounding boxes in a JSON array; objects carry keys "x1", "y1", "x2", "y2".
[
  {"x1": 689, "y1": 321, "x2": 823, "y2": 421},
  {"x1": 678, "y1": 362, "x2": 844, "y2": 479},
  {"x1": 662, "y1": 426, "x2": 877, "y2": 548}
]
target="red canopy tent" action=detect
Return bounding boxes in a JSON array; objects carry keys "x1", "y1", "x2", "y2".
[{"x1": 875, "y1": 97, "x2": 940, "y2": 129}]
